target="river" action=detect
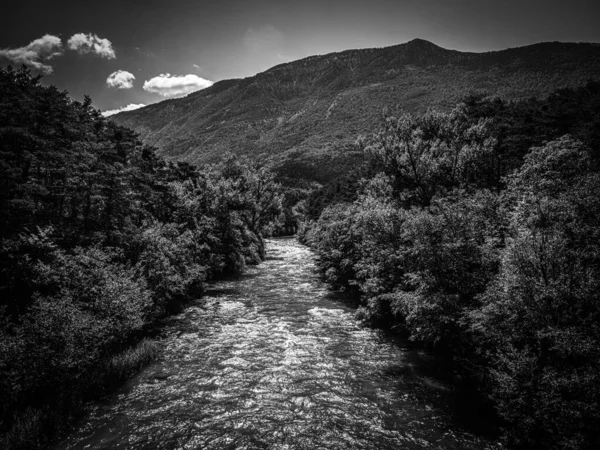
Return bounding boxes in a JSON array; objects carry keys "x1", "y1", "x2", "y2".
[{"x1": 55, "y1": 238, "x2": 495, "y2": 450}]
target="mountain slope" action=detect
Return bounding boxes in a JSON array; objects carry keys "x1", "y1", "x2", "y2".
[{"x1": 112, "y1": 39, "x2": 600, "y2": 182}]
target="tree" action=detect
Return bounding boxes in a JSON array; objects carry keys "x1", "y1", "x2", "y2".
[
  {"x1": 472, "y1": 137, "x2": 600, "y2": 449},
  {"x1": 214, "y1": 155, "x2": 283, "y2": 259},
  {"x1": 368, "y1": 106, "x2": 497, "y2": 207}
]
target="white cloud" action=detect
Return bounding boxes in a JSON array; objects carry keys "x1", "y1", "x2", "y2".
[
  {"x1": 67, "y1": 33, "x2": 115, "y2": 59},
  {"x1": 102, "y1": 103, "x2": 146, "y2": 117},
  {"x1": 243, "y1": 25, "x2": 284, "y2": 53},
  {"x1": 143, "y1": 73, "x2": 213, "y2": 97},
  {"x1": 106, "y1": 70, "x2": 135, "y2": 89},
  {"x1": 0, "y1": 34, "x2": 63, "y2": 74}
]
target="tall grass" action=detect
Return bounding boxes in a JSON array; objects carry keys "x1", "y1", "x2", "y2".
[{"x1": 0, "y1": 339, "x2": 161, "y2": 450}]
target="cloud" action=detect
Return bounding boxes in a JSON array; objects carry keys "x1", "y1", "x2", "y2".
[
  {"x1": 143, "y1": 73, "x2": 213, "y2": 97},
  {"x1": 68, "y1": 33, "x2": 115, "y2": 59},
  {"x1": 106, "y1": 70, "x2": 135, "y2": 89},
  {"x1": 243, "y1": 25, "x2": 284, "y2": 53},
  {"x1": 102, "y1": 103, "x2": 146, "y2": 117},
  {"x1": 0, "y1": 34, "x2": 63, "y2": 74}
]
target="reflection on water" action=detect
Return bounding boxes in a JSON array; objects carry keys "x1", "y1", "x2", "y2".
[{"x1": 56, "y1": 238, "x2": 496, "y2": 449}]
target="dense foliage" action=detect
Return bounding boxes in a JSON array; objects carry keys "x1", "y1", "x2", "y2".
[
  {"x1": 304, "y1": 87, "x2": 600, "y2": 449},
  {"x1": 463, "y1": 81, "x2": 600, "y2": 171},
  {"x1": 0, "y1": 67, "x2": 283, "y2": 449},
  {"x1": 306, "y1": 81, "x2": 600, "y2": 220}
]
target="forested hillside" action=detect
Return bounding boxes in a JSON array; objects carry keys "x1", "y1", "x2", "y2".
[
  {"x1": 0, "y1": 67, "x2": 283, "y2": 449},
  {"x1": 303, "y1": 81, "x2": 600, "y2": 449},
  {"x1": 111, "y1": 40, "x2": 600, "y2": 183},
  {"x1": 306, "y1": 81, "x2": 600, "y2": 219}
]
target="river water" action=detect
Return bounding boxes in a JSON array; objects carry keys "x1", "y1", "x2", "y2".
[{"x1": 56, "y1": 238, "x2": 495, "y2": 450}]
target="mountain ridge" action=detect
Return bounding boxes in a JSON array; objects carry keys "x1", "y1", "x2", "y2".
[{"x1": 112, "y1": 39, "x2": 600, "y2": 182}]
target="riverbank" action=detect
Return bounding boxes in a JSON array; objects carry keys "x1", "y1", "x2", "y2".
[
  {"x1": 1, "y1": 250, "x2": 273, "y2": 450},
  {"x1": 54, "y1": 238, "x2": 497, "y2": 450}
]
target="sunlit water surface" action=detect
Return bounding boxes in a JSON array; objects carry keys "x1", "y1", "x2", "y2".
[{"x1": 56, "y1": 238, "x2": 496, "y2": 450}]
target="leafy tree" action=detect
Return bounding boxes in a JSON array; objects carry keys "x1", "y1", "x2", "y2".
[
  {"x1": 368, "y1": 106, "x2": 497, "y2": 206},
  {"x1": 472, "y1": 137, "x2": 600, "y2": 449},
  {"x1": 307, "y1": 202, "x2": 361, "y2": 289},
  {"x1": 390, "y1": 189, "x2": 503, "y2": 375},
  {"x1": 213, "y1": 154, "x2": 284, "y2": 259}
]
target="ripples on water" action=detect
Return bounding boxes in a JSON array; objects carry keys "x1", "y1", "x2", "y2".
[{"x1": 56, "y1": 238, "x2": 496, "y2": 450}]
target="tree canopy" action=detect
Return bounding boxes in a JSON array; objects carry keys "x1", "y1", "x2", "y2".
[
  {"x1": 0, "y1": 66, "x2": 283, "y2": 449},
  {"x1": 304, "y1": 87, "x2": 600, "y2": 449}
]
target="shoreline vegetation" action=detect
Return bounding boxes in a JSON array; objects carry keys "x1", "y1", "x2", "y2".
[
  {"x1": 0, "y1": 66, "x2": 284, "y2": 449},
  {"x1": 302, "y1": 82, "x2": 600, "y2": 449},
  {"x1": 3, "y1": 338, "x2": 161, "y2": 450}
]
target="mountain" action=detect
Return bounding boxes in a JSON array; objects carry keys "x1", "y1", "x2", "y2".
[{"x1": 111, "y1": 39, "x2": 600, "y2": 182}]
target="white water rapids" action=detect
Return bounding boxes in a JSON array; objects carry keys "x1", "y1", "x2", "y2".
[{"x1": 55, "y1": 238, "x2": 495, "y2": 449}]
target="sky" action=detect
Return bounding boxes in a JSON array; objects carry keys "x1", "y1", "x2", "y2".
[{"x1": 1, "y1": 0, "x2": 599, "y2": 115}]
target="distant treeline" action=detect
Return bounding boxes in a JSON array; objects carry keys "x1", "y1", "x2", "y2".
[
  {"x1": 302, "y1": 81, "x2": 600, "y2": 449},
  {"x1": 0, "y1": 67, "x2": 283, "y2": 449}
]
